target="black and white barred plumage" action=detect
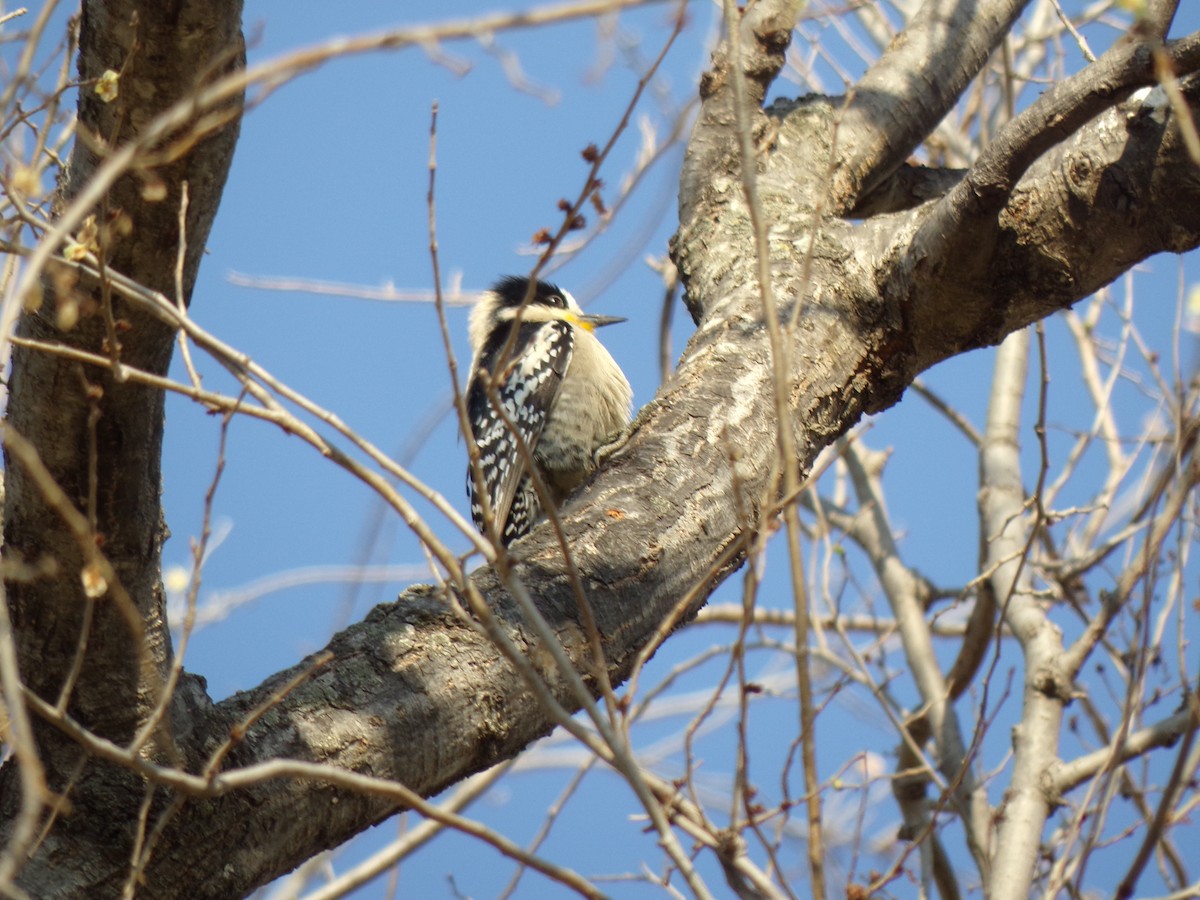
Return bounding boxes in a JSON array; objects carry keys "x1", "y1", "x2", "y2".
[{"x1": 466, "y1": 276, "x2": 632, "y2": 545}]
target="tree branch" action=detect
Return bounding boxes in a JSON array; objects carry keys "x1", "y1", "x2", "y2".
[
  {"x1": 907, "y1": 29, "x2": 1200, "y2": 295},
  {"x1": 890, "y1": 62, "x2": 1200, "y2": 375},
  {"x1": 834, "y1": 0, "x2": 1032, "y2": 208}
]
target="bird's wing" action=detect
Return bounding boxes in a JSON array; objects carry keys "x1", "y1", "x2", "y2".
[{"x1": 467, "y1": 320, "x2": 573, "y2": 542}]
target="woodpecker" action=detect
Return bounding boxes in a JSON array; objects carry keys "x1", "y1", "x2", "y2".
[{"x1": 466, "y1": 276, "x2": 632, "y2": 546}]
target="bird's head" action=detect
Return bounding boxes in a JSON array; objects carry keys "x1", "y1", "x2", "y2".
[{"x1": 488, "y1": 276, "x2": 626, "y2": 332}]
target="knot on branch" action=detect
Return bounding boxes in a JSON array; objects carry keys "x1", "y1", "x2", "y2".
[
  {"x1": 1039, "y1": 762, "x2": 1067, "y2": 810},
  {"x1": 1031, "y1": 665, "x2": 1076, "y2": 703},
  {"x1": 699, "y1": 62, "x2": 728, "y2": 101}
]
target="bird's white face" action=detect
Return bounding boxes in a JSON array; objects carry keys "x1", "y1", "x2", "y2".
[
  {"x1": 554, "y1": 291, "x2": 598, "y2": 332},
  {"x1": 469, "y1": 277, "x2": 625, "y2": 357},
  {"x1": 560, "y1": 289, "x2": 583, "y2": 316}
]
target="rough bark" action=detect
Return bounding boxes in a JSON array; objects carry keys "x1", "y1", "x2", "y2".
[
  {"x1": 1, "y1": 0, "x2": 244, "y2": 894},
  {"x1": 2, "y1": 0, "x2": 1200, "y2": 896}
]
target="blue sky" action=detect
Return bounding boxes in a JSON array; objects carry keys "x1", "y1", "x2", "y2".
[
  {"x1": 7, "y1": 1, "x2": 1200, "y2": 897},
  {"x1": 166, "y1": 1, "x2": 711, "y2": 695}
]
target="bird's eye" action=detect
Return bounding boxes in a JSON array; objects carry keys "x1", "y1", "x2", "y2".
[{"x1": 548, "y1": 294, "x2": 565, "y2": 308}]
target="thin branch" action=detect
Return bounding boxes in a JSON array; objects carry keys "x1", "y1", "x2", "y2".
[
  {"x1": 299, "y1": 765, "x2": 513, "y2": 900},
  {"x1": 1048, "y1": 699, "x2": 1200, "y2": 797}
]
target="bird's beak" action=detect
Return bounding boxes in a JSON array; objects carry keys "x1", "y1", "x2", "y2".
[{"x1": 577, "y1": 313, "x2": 627, "y2": 332}]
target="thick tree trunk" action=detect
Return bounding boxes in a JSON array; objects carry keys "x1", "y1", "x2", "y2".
[{"x1": 1, "y1": 1, "x2": 243, "y2": 895}]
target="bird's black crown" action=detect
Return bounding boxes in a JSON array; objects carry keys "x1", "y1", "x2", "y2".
[{"x1": 492, "y1": 276, "x2": 569, "y2": 310}]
